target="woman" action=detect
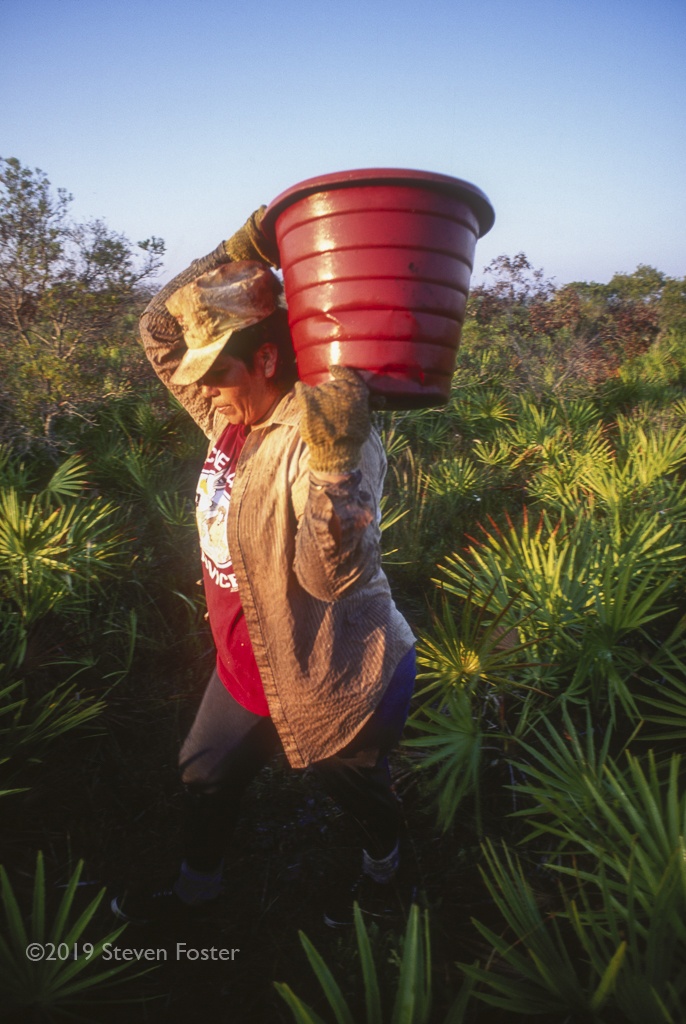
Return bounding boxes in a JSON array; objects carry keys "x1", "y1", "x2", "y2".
[{"x1": 111, "y1": 209, "x2": 416, "y2": 927}]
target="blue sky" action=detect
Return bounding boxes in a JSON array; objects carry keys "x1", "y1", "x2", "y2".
[{"x1": 1, "y1": 0, "x2": 684, "y2": 288}]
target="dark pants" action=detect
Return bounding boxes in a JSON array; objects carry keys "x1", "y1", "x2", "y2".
[{"x1": 178, "y1": 648, "x2": 416, "y2": 870}]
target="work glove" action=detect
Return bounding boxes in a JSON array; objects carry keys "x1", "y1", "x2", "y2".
[
  {"x1": 223, "y1": 207, "x2": 280, "y2": 268},
  {"x1": 295, "y1": 366, "x2": 372, "y2": 475}
]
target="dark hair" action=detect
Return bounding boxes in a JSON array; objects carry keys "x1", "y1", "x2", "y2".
[{"x1": 227, "y1": 307, "x2": 298, "y2": 388}]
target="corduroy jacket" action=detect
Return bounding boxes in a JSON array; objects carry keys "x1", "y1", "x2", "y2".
[{"x1": 139, "y1": 245, "x2": 415, "y2": 768}]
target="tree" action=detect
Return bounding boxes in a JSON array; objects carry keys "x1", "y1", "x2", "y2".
[
  {"x1": 463, "y1": 257, "x2": 683, "y2": 394},
  {"x1": 659, "y1": 276, "x2": 686, "y2": 332},
  {"x1": 468, "y1": 252, "x2": 555, "y2": 333},
  {"x1": 0, "y1": 157, "x2": 165, "y2": 450},
  {"x1": 559, "y1": 265, "x2": 671, "y2": 362}
]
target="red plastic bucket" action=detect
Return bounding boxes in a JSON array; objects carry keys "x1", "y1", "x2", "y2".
[{"x1": 261, "y1": 168, "x2": 495, "y2": 408}]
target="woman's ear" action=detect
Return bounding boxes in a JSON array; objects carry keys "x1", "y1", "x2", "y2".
[{"x1": 258, "y1": 342, "x2": 279, "y2": 380}]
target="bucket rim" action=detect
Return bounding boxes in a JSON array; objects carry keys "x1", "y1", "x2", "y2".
[{"x1": 262, "y1": 167, "x2": 495, "y2": 240}]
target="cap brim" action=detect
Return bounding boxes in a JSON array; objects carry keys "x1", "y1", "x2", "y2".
[{"x1": 170, "y1": 334, "x2": 232, "y2": 386}]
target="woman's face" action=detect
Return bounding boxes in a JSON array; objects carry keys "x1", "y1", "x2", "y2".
[{"x1": 199, "y1": 344, "x2": 281, "y2": 426}]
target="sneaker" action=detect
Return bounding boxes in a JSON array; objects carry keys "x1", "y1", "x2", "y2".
[
  {"x1": 322, "y1": 844, "x2": 400, "y2": 929},
  {"x1": 323, "y1": 873, "x2": 406, "y2": 928},
  {"x1": 322, "y1": 840, "x2": 424, "y2": 929},
  {"x1": 110, "y1": 880, "x2": 219, "y2": 926},
  {"x1": 322, "y1": 875, "x2": 360, "y2": 929},
  {"x1": 363, "y1": 841, "x2": 400, "y2": 884}
]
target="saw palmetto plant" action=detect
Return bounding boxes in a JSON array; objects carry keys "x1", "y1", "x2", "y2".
[
  {"x1": 445, "y1": 382, "x2": 515, "y2": 443},
  {"x1": 0, "y1": 271, "x2": 684, "y2": 1020},
  {"x1": 503, "y1": 398, "x2": 569, "y2": 462},
  {"x1": 381, "y1": 450, "x2": 437, "y2": 577},
  {"x1": 0, "y1": 674, "x2": 105, "y2": 798},
  {"x1": 525, "y1": 424, "x2": 615, "y2": 513},
  {"x1": 0, "y1": 455, "x2": 125, "y2": 629},
  {"x1": 462, "y1": 840, "x2": 629, "y2": 1020},
  {"x1": 404, "y1": 370, "x2": 686, "y2": 836},
  {"x1": 275, "y1": 902, "x2": 474, "y2": 1024},
  {"x1": 461, "y1": 837, "x2": 686, "y2": 1023},
  {"x1": 437, "y1": 508, "x2": 681, "y2": 682},
  {"x1": 638, "y1": 615, "x2": 686, "y2": 742},
  {"x1": 404, "y1": 588, "x2": 540, "y2": 831},
  {"x1": 0, "y1": 851, "x2": 149, "y2": 1020},
  {"x1": 0, "y1": 453, "x2": 130, "y2": 795},
  {"x1": 461, "y1": 730, "x2": 686, "y2": 1022}
]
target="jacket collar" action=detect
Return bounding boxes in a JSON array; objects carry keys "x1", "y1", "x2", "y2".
[
  {"x1": 253, "y1": 386, "x2": 300, "y2": 430},
  {"x1": 209, "y1": 386, "x2": 299, "y2": 442}
]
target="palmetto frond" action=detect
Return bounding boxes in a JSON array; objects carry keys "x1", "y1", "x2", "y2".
[
  {"x1": 511, "y1": 720, "x2": 686, "y2": 918},
  {"x1": 462, "y1": 840, "x2": 627, "y2": 1018},
  {"x1": 554, "y1": 397, "x2": 602, "y2": 441},
  {"x1": 0, "y1": 852, "x2": 148, "y2": 1015},
  {"x1": 43, "y1": 454, "x2": 89, "y2": 500},
  {"x1": 404, "y1": 689, "x2": 485, "y2": 833},
  {"x1": 437, "y1": 510, "x2": 591, "y2": 638},
  {"x1": 0, "y1": 485, "x2": 124, "y2": 623},
  {"x1": 383, "y1": 450, "x2": 433, "y2": 567},
  {"x1": 526, "y1": 423, "x2": 615, "y2": 512},
  {"x1": 462, "y1": 836, "x2": 685, "y2": 1022},
  {"x1": 415, "y1": 588, "x2": 538, "y2": 702},
  {"x1": 450, "y1": 385, "x2": 515, "y2": 439},
  {"x1": 616, "y1": 421, "x2": 686, "y2": 484},
  {"x1": 0, "y1": 445, "x2": 34, "y2": 491},
  {"x1": 471, "y1": 437, "x2": 514, "y2": 468},
  {"x1": 426, "y1": 455, "x2": 481, "y2": 499},
  {"x1": 275, "y1": 903, "x2": 476, "y2": 1024},
  {"x1": 1, "y1": 677, "x2": 105, "y2": 791},
  {"x1": 504, "y1": 398, "x2": 568, "y2": 463},
  {"x1": 408, "y1": 586, "x2": 543, "y2": 830},
  {"x1": 508, "y1": 710, "x2": 623, "y2": 848},
  {"x1": 154, "y1": 490, "x2": 195, "y2": 529},
  {"x1": 638, "y1": 616, "x2": 686, "y2": 740}
]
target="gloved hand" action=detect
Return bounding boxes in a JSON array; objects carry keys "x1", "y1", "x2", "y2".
[
  {"x1": 223, "y1": 207, "x2": 280, "y2": 268},
  {"x1": 295, "y1": 366, "x2": 372, "y2": 475}
]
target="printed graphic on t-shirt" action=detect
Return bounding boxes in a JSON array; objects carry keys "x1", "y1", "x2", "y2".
[{"x1": 196, "y1": 439, "x2": 239, "y2": 590}]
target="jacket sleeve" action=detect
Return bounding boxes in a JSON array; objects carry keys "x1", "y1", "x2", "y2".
[
  {"x1": 292, "y1": 431, "x2": 387, "y2": 602},
  {"x1": 138, "y1": 241, "x2": 231, "y2": 438}
]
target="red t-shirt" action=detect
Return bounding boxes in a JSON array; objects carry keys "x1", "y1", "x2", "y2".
[{"x1": 196, "y1": 423, "x2": 270, "y2": 716}]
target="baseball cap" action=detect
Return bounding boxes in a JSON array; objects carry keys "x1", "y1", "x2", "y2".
[{"x1": 166, "y1": 261, "x2": 282, "y2": 386}]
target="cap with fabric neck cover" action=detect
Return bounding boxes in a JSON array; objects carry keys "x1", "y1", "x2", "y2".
[{"x1": 166, "y1": 261, "x2": 283, "y2": 386}]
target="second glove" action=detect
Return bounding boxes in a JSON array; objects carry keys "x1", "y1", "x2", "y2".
[{"x1": 295, "y1": 366, "x2": 372, "y2": 475}]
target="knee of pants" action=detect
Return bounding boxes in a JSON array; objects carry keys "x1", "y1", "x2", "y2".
[{"x1": 179, "y1": 749, "x2": 226, "y2": 794}]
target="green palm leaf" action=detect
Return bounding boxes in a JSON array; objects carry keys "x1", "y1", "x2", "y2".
[
  {"x1": 0, "y1": 852, "x2": 151, "y2": 1014},
  {"x1": 275, "y1": 904, "x2": 450, "y2": 1024}
]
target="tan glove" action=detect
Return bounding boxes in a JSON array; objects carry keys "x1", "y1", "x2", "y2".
[
  {"x1": 295, "y1": 366, "x2": 372, "y2": 475},
  {"x1": 223, "y1": 207, "x2": 280, "y2": 268}
]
